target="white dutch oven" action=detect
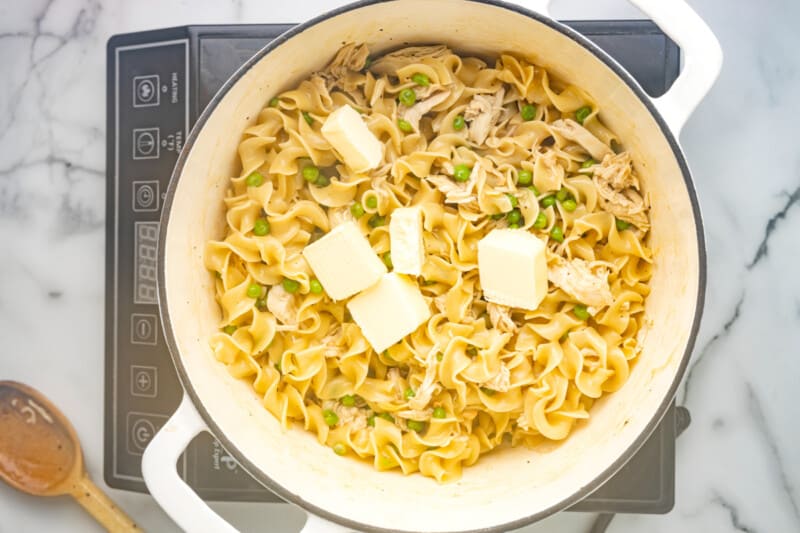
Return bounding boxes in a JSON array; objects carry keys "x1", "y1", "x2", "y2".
[{"x1": 142, "y1": 1, "x2": 722, "y2": 531}]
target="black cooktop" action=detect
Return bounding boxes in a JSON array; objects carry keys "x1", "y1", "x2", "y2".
[{"x1": 105, "y1": 21, "x2": 685, "y2": 514}]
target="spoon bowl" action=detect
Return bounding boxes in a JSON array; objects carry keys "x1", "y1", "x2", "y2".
[{"x1": 0, "y1": 381, "x2": 141, "y2": 532}]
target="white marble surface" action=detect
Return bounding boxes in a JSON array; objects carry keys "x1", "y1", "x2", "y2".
[{"x1": 1, "y1": 0, "x2": 798, "y2": 532}]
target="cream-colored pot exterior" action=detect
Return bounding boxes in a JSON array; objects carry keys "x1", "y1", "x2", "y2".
[{"x1": 144, "y1": 1, "x2": 722, "y2": 531}]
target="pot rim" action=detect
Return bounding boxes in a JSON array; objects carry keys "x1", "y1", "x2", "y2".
[{"x1": 157, "y1": 1, "x2": 707, "y2": 531}]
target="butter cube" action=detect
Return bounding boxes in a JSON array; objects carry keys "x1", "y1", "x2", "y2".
[
  {"x1": 321, "y1": 105, "x2": 384, "y2": 173},
  {"x1": 389, "y1": 207, "x2": 425, "y2": 276},
  {"x1": 347, "y1": 273, "x2": 431, "y2": 352},
  {"x1": 302, "y1": 221, "x2": 386, "y2": 301},
  {"x1": 478, "y1": 229, "x2": 548, "y2": 310}
]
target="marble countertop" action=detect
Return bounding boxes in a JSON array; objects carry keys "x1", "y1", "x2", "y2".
[{"x1": 1, "y1": 0, "x2": 797, "y2": 532}]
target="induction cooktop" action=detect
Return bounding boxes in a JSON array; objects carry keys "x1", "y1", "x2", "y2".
[{"x1": 105, "y1": 20, "x2": 688, "y2": 525}]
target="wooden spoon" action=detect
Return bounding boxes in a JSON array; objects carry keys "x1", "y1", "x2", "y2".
[{"x1": 0, "y1": 381, "x2": 141, "y2": 532}]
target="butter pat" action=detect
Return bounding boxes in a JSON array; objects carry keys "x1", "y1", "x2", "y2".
[
  {"x1": 321, "y1": 105, "x2": 383, "y2": 173},
  {"x1": 302, "y1": 221, "x2": 386, "y2": 301},
  {"x1": 347, "y1": 273, "x2": 431, "y2": 352},
  {"x1": 478, "y1": 229, "x2": 547, "y2": 310},
  {"x1": 389, "y1": 207, "x2": 425, "y2": 276}
]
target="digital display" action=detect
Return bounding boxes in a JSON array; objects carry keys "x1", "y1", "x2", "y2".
[{"x1": 134, "y1": 222, "x2": 159, "y2": 304}]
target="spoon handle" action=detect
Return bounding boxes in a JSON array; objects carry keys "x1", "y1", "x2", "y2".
[{"x1": 71, "y1": 474, "x2": 142, "y2": 532}]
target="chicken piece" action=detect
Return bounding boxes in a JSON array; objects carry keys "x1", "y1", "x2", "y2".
[
  {"x1": 400, "y1": 88, "x2": 451, "y2": 131},
  {"x1": 408, "y1": 350, "x2": 441, "y2": 410},
  {"x1": 397, "y1": 409, "x2": 433, "y2": 421},
  {"x1": 266, "y1": 284, "x2": 298, "y2": 326},
  {"x1": 481, "y1": 364, "x2": 511, "y2": 393},
  {"x1": 370, "y1": 45, "x2": 450, "y2": 76},
  {"x1": 327, "y1": 205, "x2": 355, "y2": 228},
  {"x1": 486, "y1": 303, "x2": 517, "y2": 334},
  {"x1": 322, "y1": 400, "x2": 368, "y2": 432},
  {"x1": 426, "y1": 174, "x2": 476, "y2": 205},
  {"x1": 319, "y1": 43, "x2": 369, "y2": 90},
  {"x1": 549, "y1": 119, "x2": 613, "y2": 161},
  {"x1": 320, "y1": 326, "x2": 343, "y2": 358},
  {"x1": 592, "y1": 152, "x2": 649, "y2": 228},
  {"x1": 464, "y1": 88, "x2": 506, "y2": 145},
  {"x1": 548, "y1": 257, "x2": 613, "y2": 310}
]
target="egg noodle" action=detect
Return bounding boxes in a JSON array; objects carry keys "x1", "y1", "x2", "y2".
[{"x1": 204, "y1": 44, "x2": 651, "y2": 482}]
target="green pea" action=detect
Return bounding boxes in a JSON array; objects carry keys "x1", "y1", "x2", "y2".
[
  {"x1": 333, "y1": 443, "x2": 347, "y2": 456},
  {"x1": 312, "y1": 175, "x2": 329, "y2": 188},
  {"x1": 433, "y1": 407, "x2": 446, "y2": 419},
  {"x1": 302, "y1": 111, "x2": 314, "y2": 125},
  {"x1": 341, "y1": 394, "x2": 356, "y2": 407},
  {"x1": 302, "y1": 165, "x2": 319, "y2": 182},
  {"x1": 406, "y1": 420, "x2": 425, "y2": 433},
  {"x1": 562, "y1": 199, "x2": 577, "y2": 212},
  {"x1": 245, "y1": 171, "x2": 264, "y2": 187},
  {"x1": 581, "y1": 158, "x2": 596, "y2": 169},
  {"x1": 398, "y1": 88, "x2": 417, "y2": 107},
  {"x1": 269, "y1": 97, "x2": 280, "y2": 107},
  {"x1": 528, "y1": 184, "x2": 540, "y2": 196},
  {"x1": 506, "y1": 194, "x2": 519, "y2": 208},
  {"x1": 521, "y1": 103, "x2": 537, "y2": 121},
  {"x1": 368, "y1": 214, "x2": 386, "y2": 228},
  {"x1": 253, "y1": 218, "x2": 270, "y2": 236},
  {"x1": 556, "y1": 188, "x2": 570, "y2": 202},
  {"x1": 255, "y1": 297, "x2": 268, "y2": 311},
  {"x1": 573, "y1": 304, "x2": 590, "y2": 321},
  {"x1": 309, "y1": 279, "x2": 323, "y2": 294},
  {"x1": 404, "y1": 388, "x2": 415, "y2": 399},
  {"x1": 382, "y1": 251, "x2": 393, "y2": 269},
  {"x1": 466, "y1": 346, "x2": 478, "y2": 357},
  {"x1": 506, "y1": 209, "x2": 522, "y2": 224},
  {"x1": 436, "y1": 352, "x2": 444, "y2": 361},
  {"x1": 480, "y1": 387, "x2": 496, "y2": 396},
  {"x1": 246, "y1": 283, "x2": 262, "y2": 299},
  {"x1": 367, "y1": 414, "x2": 376, "y2": 427},
  {"x1": 453, "y1": 164, "x2": 472, "y2": 182},
  {"x1": 350, "y1": 202, "x2": 365, "y2": 219},
  {"x1": 550, "y1": 225, "x2": 564, "y2": 242},
  {"x1": 378, "y1": 412, "x2": 394, "y2": 423},
  {"x1": 411, "y1": 73, "x2": 430, "y2": 86},
  {"x1": 322, "y1": 409, "x2": 339, "y2": 426},
  {"x1": 575, "y1": 106, "x2": 591, "y2": 124},
  {"x1": 517, "y1": 169, "x2": 533, "y2": 186},
  {"x1": 508, "y1": 222, "x2": 520, "y2": 229},
  {"x1": 453, "y1": 114, "x2": 466, "y2": 130},
  {"x1": 274, "y1": 361, "x2": 282, "y2": 372},
  {"x1": 223, "y1": 325, "x2": 237, "y2": 335},
  {"x1": 616, "y1": 218, "x2": 631, "y2": 231},
  {"x1": 365, "y1": 196, "x2": 378, "y2": 209},
  {"x1": 282, "y1": 278, "x2": 300, "y2": 293},
  {"x1": 364, "y1": 56, "x2": 373, "y2": 69},
  {"x1": 541, "y1": 195, "x2": 556, "y2": 208},
  {"x1": 533, "y1": 212, "x2": 547, "y2": 229},
  {"x1": 397, "y1": 118, "x2": 413, "y2": 132},
  {"x1": 490, "y1": 213, "x2": 505, "y2": 220},
  {"x1": 423, "y1": 279, "x2": 437, "y2": 286}
]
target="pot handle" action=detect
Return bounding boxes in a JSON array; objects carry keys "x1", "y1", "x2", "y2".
[
  {"x1": 516, "y1": 0, "x2": 722, "y2": 135},
  {"x1": 142, "y1": 395, "x2": 351, "y2": 533},
  {"x1": 626, "y1": 0, "x2": 723, "y2": 134}
]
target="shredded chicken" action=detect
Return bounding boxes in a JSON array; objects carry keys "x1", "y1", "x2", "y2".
[
  {"x1": 426, "y1": 160, "x2": 481, "y2": 205},
  {"x1": 369, "y1": 45, "x2": 450, "y2": 76},
  {"x1": 319, "y1": 43, "x2": 369, "y2": 91},
  {"x1": 387, "y1": 368, "x2": 404, "y2": 400},
  {"x1": 322, "y1": 400, "x2": 368, "y2": 432},
  {"x1": 408, "y1": 350, "x2": 441, "y2": 410},
  {"x1": 548, "y1": 257, "x2": 613, "y2": 310},
  {"x1": 549, "y1": 119, "x2": 613, "y2": 161},
  {"x1": 486, "y1": 303, "x2": 517, "y2": 333},
  {"x1": 401, "y1": 88, "x2": 451, "y2": 131},
  {"x1": 266, "y1": 285, "x2": 298, "y2": 326},
  {"x1": 320, "y1": 326, "x2": 343, "y2": 358},
  {"x1": 432, "y1": 294, "x2": 448, "y2": 315},
  {"x1": 592, "y1": 152, "x2": 649, "y2": 228},
  {"x1": 481, "y1": 364, "x2": 511, "y2": 393},
  {"x1": 327, "y1": 205, "x2": 355, "y2": 228},
  {"x1": 464, "y1": 88, "x2": 506, "y2": 145}
]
